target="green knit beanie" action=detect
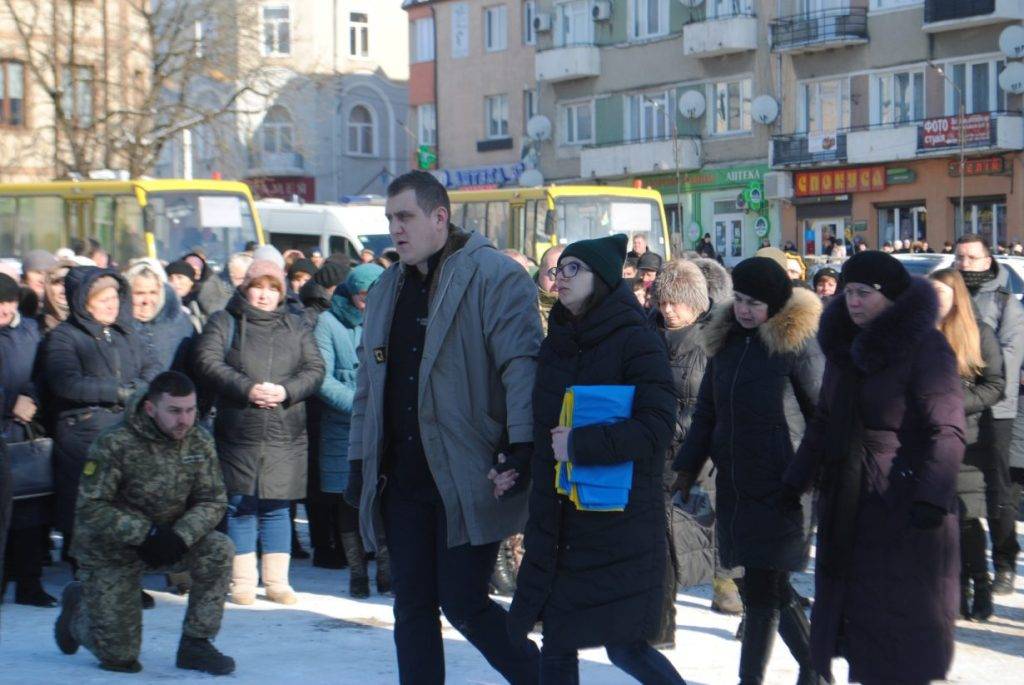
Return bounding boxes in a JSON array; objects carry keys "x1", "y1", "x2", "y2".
[{"x1": 559, "y1": 234, "x2": 628, "y2": 289}]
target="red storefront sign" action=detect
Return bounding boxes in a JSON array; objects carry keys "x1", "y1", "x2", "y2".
[
  {"x1": 794, "y1": 166, "x2": 886, "y2": 198},
  {"x1": 948, "y1": 156, "x2": 1006, "y2": 177},
  {"x1": 920, "y1": 114, "x2": 992, "y2": 150},
  {"x1": 244, "y1": 176, "x2": 316, "y2": 203}
]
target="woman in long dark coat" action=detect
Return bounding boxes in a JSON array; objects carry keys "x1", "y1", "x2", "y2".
[
  {"x1": 507, "y1": 235, "x2": 684, "y2": 684},
  {"x1": 785, "y1": 252, "x2": 966, "y2": 684},
  {"x1": 674, "y1": 257, "x2": 825, "y2": 685}
]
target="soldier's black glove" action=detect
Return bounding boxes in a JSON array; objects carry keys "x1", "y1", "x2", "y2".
[
  {"x1": 671, "y1": 471, "x2": 698, "y2": 502},
  {"x1": 494, "y1": 443, "x2": 532, "y2": 498},
  {"x1": 773, "y1": 483, "x2": 803, "y2": 513},
  {"x1": 344, "y1": 460, "x2": 363, "y2": 509},
  {"x1": 137, "y1": 525, "x2": 189, "y2": 568},
  {"x1": 909, "y1": 501, "x2": 946, "y2": 530}
]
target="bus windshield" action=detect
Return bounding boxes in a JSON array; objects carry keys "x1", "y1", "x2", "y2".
[
  {"x1": 145, "y1": 191, "x2": 259, "y2": 269},
  {"x1": 554, "y1": 196, "x2": 666, "y2": 256},
  {"x1": 357, "y1": 233, "x2": 394, "y2": 257}
]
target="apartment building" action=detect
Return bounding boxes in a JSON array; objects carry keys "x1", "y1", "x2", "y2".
[
  {"x1": 158, "y1": 1, "x2": 410, "y2": 202},
  {"x1": 768, "y1": 0, "x2": 1024, "y2": 254}
]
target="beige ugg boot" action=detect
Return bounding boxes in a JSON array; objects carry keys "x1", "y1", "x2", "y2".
[
  {"x1": 262, "y1": 553, "x2": 297, "y2": 605},
  {"x1": 230, "y1": 552, "x2": 258, "y2": 605}
]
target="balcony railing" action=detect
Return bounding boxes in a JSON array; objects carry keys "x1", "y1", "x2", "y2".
[
  {"x1": 771, "y1": 7, "x2": 867, "y2": 51},
  {"x1": 683, "y1": 7, "x2": 756, "y2": 25},
  {"x1": 925, "y1": 0, "x2": 995, "y2": 23},
  {"x1": 772, "y1": 133, "x2": 848, "y2": 167}
]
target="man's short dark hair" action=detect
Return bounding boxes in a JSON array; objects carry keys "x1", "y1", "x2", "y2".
[
  {"x1": 956, "y1": 233, "x2": 991, "y2": 257},
  {"x1": 387, "y1": 170, "x2": 450, "y2": 218},
  {"x1": 145, "y1": 371, "x2": 196, "y2": 403}
]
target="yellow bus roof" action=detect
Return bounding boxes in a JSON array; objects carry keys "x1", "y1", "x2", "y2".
[
  {"x1": 448, "y1": 185, "x2": 664, "y2": 203},
  {"x1": 0, "y1": 179, "x2": 256, "y2": 197}
]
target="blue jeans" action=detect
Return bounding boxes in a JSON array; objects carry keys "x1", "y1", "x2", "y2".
[
  {"x1": 226, "y1": 495, "x2": 291, "y2": 555},
  {"x1": 540, "y1": 640, "x2": 686, "y2": 685}
]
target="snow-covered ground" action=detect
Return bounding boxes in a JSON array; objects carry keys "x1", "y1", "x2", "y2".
[{"x1": 2, "y1": 524, "x2": 1021, "y2": 684}]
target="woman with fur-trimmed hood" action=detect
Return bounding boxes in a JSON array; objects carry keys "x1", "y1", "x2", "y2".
[{"x1": 674, "y1": 256, "x2": 826, "y2": 685}]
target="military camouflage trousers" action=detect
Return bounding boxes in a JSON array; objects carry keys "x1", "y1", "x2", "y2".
[{"x1": 71, "y1": 531, "x2": 233, "y2": 664}]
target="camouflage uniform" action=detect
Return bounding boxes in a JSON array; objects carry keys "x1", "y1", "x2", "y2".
[{"x1": 67, "y1": 396, "x2": 232, "y2": 666}]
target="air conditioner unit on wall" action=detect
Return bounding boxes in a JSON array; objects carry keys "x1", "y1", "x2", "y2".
[
  {"x1": 592, "y1": 1, "x2": 612, "y2": 21},
  {"x1": 764, "y1": 172, "x2": 793, "y2": 200},
  {"x1": 533, "y1": 13, "x2": 552, "y2": 32}
]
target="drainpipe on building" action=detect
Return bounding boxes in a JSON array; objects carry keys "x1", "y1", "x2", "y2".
[{"x1": 431, "y1": 4, "x2": 440, "y2": 170}]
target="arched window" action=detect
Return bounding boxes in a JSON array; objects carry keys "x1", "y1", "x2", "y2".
[
  {"x1": 262, "y1": 105, "x2": 294, "y2": 154},
  {"x1": 347, "y1": 104, "x2": 375, "y2": 156}
]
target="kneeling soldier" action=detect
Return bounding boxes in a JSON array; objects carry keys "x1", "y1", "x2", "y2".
[{"x1": 55, "y1": 371, "x2": 234, "y2": 675}]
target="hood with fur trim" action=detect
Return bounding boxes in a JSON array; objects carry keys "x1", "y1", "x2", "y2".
[
  {"x1": 691, "y1": 257, "x2": 732, "y2": 304},
  {"x1": 817, "y1": 275, "x2": 938, "y2": 375},
  {"x1": 700, "y1": 286, "x2": 822, "y2": 357}
]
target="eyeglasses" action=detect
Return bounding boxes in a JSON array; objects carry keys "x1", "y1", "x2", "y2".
[{"x1": 547, "y1": 262, "x2": 592, "y2": 280}]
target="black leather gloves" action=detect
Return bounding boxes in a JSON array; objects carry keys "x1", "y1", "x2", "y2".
[
  {"x1": 909, "y1": 501, "x2": 946, "y2": 530},
  {"x1": 137, "y1": 525, "x2": 189, "y2": 568}
]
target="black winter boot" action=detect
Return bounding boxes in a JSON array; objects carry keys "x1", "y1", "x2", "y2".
[
  {"x1": 140, "y1": 589, "x2": 155, "y2": 610},
  {"x1": 490, "y1": 539, "x2": 517, "y2": 596},
  {"x1": 971, "y1": 574, "x2": 994, "y2": 621},
  {"x1": 15, "y1": 579, "x2": 57, "y2": 607},
  {"x1": 341, "y1": 532, "x2": 369, "y2": 599},
  {"x1": 738, "y1": 606, "x2": 778, "y2": 685},
  {"x1": 176, "y1": 635, "x2": 235, "y2": 675},
  {"x1": 375, "y1": 545, "x2": 392, "y2": 596},
  {"x1": 54, "y1": 582, "x2": 83, "y2": 655},
  {"x1": 960, "y1": 579, "x2": 973, "y2": 620},
  {"x1": 312, "y1": 547, "x2": 346, "y2": 570},
  {"x1": 778, "y1": 600, "x2": 831, "y2": 685},
  {"x1": 993, "y1": 568, "x2": 1015, "y2": 595}
]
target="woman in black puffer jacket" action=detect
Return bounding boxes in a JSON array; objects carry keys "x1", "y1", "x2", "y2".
[
  {"x1": 507, "y1": 235, "x2": 684, "y2": 685},
  {"x1": 193, "y1": 259, "x2": 324, "y2": 607},
  {"x1": 673, "y1": 257, "x2": 825, "y2": 685},
  {"x1": 44, "y1": 267, "x2": 160, "y2": 552}
]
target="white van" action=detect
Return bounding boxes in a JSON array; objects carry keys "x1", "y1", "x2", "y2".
[{"x1": 256, "y1": 199, "x2": 393, "y2": 262}]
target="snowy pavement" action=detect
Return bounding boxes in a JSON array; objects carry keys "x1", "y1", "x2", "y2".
[{"x1": 1, "y1": 526, "x2": 1022, "y2": 684}]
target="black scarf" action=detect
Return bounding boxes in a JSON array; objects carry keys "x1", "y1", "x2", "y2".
[
  {"x1": 960, "y1": 267, "x2": 996, "y2": 294},
  {"x1": 817, "y1": 365, "x2": 866, "y2": 580}
]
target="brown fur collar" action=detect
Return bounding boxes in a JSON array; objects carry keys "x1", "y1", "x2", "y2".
[{"x1": 699, "y1": 286, "x2": 822, "y2": 357}]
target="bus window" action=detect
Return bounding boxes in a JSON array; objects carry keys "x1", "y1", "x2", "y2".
[
  {"x1": 0, "y1": 196, "x2": 65, "y2": 256},
  {"x1": 115, "y1": 196, "x2": 146, "y2": 262},
  {"x1": 146, "y1": 191, "x2": 257, "y2": 268},
  {"x1": 485, "y1": 201, "x2": 510, "y2": 249},
  {"x1": 270, "y1": 232, "x2": 321, "y2": 257},
  {"x1": 555, "y1": 197, "x2": 664, "y2": 256},
  {"x1": 328, "y1": 236, "x2": 359, "y2": 261},
  {"x1": 462, "y1": 201, "x2": 486, "y2": 235}
]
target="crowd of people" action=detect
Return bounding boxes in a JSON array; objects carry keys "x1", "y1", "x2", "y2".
[{"x1": 0, "y1": 169, "x2": 1021, "y2": 684}]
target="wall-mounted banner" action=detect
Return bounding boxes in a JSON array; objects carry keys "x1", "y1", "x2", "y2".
[{"x1": 919, "y1": 114, "x2": 992, "y2": 150}]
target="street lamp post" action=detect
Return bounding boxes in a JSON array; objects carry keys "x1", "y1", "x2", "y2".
[{"x1": 929, "y1": 62, "x2": 967, "y2": 237}]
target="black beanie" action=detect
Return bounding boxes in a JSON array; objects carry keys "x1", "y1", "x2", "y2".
[
  {"x1": 840, "y1": 251, "x2": 911, "y2": 301},
  {"x1": 731, "y1": 257, "x2": 793, "y2": 317},
  {"x1": 166, "y1": 260, "x2": 196, "y2": 282},
  {"x1": 0, "y1": 273, "x2": 19, "y2": 303},
  {"x1": 813, "y1": 267, "x2": 839, "y2": 288},
  {"x1": 288, "y1": 258, "x2": 316, "y2": 279},
  {"x1": 313, "y1": 260, "x2": 350, "y2": 288},
  {"x1": 560, "y1": 234, "x2": 628, "y2": 288}
]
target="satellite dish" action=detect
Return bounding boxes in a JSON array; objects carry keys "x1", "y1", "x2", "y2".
[
  {"x1": 519, "y1": 169, "x2": 544, "y2": 187},
  {"x1": 752, "y1": 95, "x2": 779, "y2": 125},
  {"x1": 999, "y1": 62, "x2": 1024, "y2": 95},
  {"x1": 678, "y1": 90, "x2": 706, "y2": 119},
  {"x1": 999, "y1": 25, "x2": 1024, "y2": 59},
  {"x1": 526, "y1": 115, "x2": 552, "y2": 141}
]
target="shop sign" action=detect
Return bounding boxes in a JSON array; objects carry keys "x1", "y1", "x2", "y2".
[
  {"x1": 885, "y1": 167, "x2": 917, "y2": 185},
  {"x1": 646, "y1": 164, "x2": 769, "y2": 193},
  {"x1": 852, "y1": 220, "x2": 868, "y2": 233},
  {"x1": 432, "y1": 162, "x2": 524, "y2": 189},
  {"x1": 919, "y1": 114, "x2": 992, "y2": 150},
  {"x1": 754, "y1": 216, "x2": 771, "y2": 238},
  {"x1": 948, "y1": 156, "x2": 1006, "y2": 177},
  {"x1": 244, "y1": 176, "x2": 316, "y2": 203},
  {"x1": 794, "y1": 166, "x2": 886, "y2": 198}
]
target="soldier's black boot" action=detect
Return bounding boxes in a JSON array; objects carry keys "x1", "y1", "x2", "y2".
[
  {"x1": 341, "y1": 532, "x2": 369, "y2": 599},
  {"x1": 54, "y1": 581, "x2": 82, "y2": 654},
  {"x1": 778, "y1": 599, "x2": 831, "y2": 685},
  {"x1": 176, "y1": 635, "x2": 235, "y2": 676}
]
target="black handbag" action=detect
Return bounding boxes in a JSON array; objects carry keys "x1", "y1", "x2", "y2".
[{"x1": 7, "y1": 424, "x2": 55, "y2": 501}]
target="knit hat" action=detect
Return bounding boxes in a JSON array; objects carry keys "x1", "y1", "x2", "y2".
[
  {"x1": 252, "y1": 244, "x2": 286, "y2": 269},
  {"x1": 840, "y1": 251, "x2": 911, "y2": 301},
  {"x1": 88, "y1": 275, "x2": 120, "y2": 299},
  {"x1": 22, "y1": 249, "x2": 56, "y2": 274},
  {"x1": 813, "y1": 267, "x2": 839, "y2": 288},
  {"x1": 731, "y1": 257, "x2": 793, "y2": 317},
  {"x1": 313, "y1": 260, "x2": 350, "y2": 288},
  {"x1": 166, "y1": 260, "x2": 196, "y2": 282},
  {"x1": 242, "y1": 259, "x2": 287, "y2": 294},
  {"x1": 559, "y1": 234, "x2": 629, "y2": 288},
  {"x1": 637, "y1": 251, "x2": 663, "y2": 273},
  {"x1": 0, "y1": 273, "x2": 19, "y2": 303},
  {"x1": 655, "y1": 260, "x2": 709, "y2": 313},
  {"x1": 288, "y1": 258, "x2": 316, "y2": 279},
  {"x1": 345, "y1": 263, "x2": 385, "y2": 295}
]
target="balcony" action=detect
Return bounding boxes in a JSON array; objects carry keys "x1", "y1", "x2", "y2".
[
  {"x1": 580, "y1": 136, "x2": 702, "y2": 179},
  {"x1": 534, "y1": 43, "x2": 600, "y2": 83},
  {"x1": 683, "y1": 10, "x2": 758, "y2": 58},
  {"x1": 924, "y1": 0, "x2": 1024, "y2": 32},
  {"x1": 771, "y1": 133, "x2": 848, "y2": 169},
  {"x1": 771, "y1": 8, "x2": 867, "y2": 53},
  {"x1": 247, "y1": 150, "x2": 305, "y2": 174}
]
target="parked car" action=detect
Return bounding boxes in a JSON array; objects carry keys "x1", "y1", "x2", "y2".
[{"x1": 892, "y1": 253, "x2": 1024, "y2": 300}]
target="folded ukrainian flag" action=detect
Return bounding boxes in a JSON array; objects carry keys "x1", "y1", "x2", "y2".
[{"x1": 555, "y1": 385, "x2": 635, "y2": 512}]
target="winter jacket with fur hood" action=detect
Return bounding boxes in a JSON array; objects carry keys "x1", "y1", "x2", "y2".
[{"x1": 675, "y1": 287, "x2": 823, "y2": 571}]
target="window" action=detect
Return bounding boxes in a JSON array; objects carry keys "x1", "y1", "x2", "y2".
[
  {"x1": 956, "y1": 199, "x2": 1006, "y2": 247},
  {"x1": 417, "y1": 104, "x2": 437, "y2": 147},
  {"x1": 485, "y1": 5, "x2": 508, "y2": 52},
  {"x1": 60, "y1": 65, "x2": 93, "y2": 126},
  {"x1": 350, "y1": 12, "x2": 369, "y2": 58},
  {"x1": 872, "y1": 69, "x2": 923, "y2": 125},
  {"x1": 413, "y1": 17, "x2": 435, "y2": 62},
  {"x1": 945, "y1": 59, "x2": 1008, "y2": 115},
  {"x1": 262, "y1": 4, "x2": 291, "y2": 55},
  {"x1": 485, "y1": 94, "x2": 509, "y2": 139},
  {"x1": 711, "y1": 79, "x2": 752, "y2": 135},
  {"x1": 800, "y1": 79, "x2": 849, "y2": 133},
  {"x1": 562, "y1": 101, "x2": 593, "y2": 145},
  {"x1": 709, "y1": 0, "x2": 753, "y2": 18},
  {"x1": 347, "y1": 104, "x2": 375, "y2": 156},
  {"x1": 523, "y1": 1, "x2": 537, "y2": 45},
  {"x1": 631, "y1": 0, "x2": 668, "y2": 39},
  {"x1": 625, "y1": 91, "x2": 670, "y2": 143},
  {"x1": 0, "y1": 61, "x2": 24, "y2": 126},
  {"x1": 878, "y1": 204, "x2": 927, "y2": 246},
  {"x1": 261, "y1": 106, "x2": 294, "y2": 154},
  {"x1": 555, "y1": 1, "x2": 592, "y2": 47}
]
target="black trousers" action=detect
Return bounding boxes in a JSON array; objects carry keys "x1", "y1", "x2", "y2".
[
  {"x1": 3, "y1": 524, "x2": 45, "y2": 589},
  {"x1": 984, "y1": 418, "x2": 1021, "y2": 572},
  {"x1": 382, "y1": 485, "x2": 539, "y2": 685}
]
